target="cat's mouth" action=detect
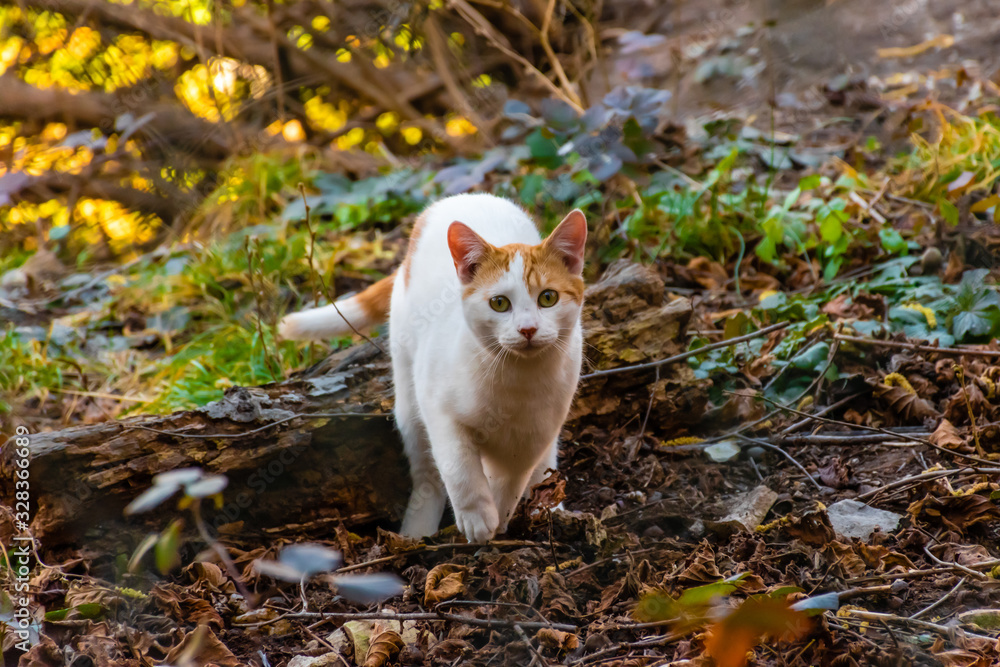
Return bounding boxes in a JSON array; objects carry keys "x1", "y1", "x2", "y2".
[{"x1": 505, "y1": 339, "x2": 550, "y2": 356}]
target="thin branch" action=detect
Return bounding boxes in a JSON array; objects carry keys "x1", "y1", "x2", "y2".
[
  {"x1": 842, "y1": 609, "x2": 995, "y2": 641},
  {"x1": 751, "y1": 394, "x2": 997, "y2": 466},
  {"x1": 538, "y1": 0, "x2": 582, "y2": 108},
  {"x1": 734, "y1": 434, "x2": 822, "y2": 491},
  {"x1": 449, "y1": 0, "x2": 584, "y2": 113},
  {"x1": 581, "y1": 321, "x2": 790, "y2": 381},
  {"x1": 335, "y1": 540, "x2": 549, "y2": 573},
  {"x1": 856, "y1": 467, "x2": 1000, "y2": 502},
  {"x1": 833, "y1": 334, "x2": 1000, "y2": 358},
  {"x1": 297, "y1": 183, "x2": 386, "y2": 355},
  {"x1": 909, "y1": 577, "x2": 966, "y2": 620},
  {"x1": 235, "y1": 608, "x2": 577, "y2": 632},
  {"x1": 124, "y1": 411, "x2": 389, "y2": 440},
  {"x1": 923, "y1": 545, "x2": 989, "y2": 582}
]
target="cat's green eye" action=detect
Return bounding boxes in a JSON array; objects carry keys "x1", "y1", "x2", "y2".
[
  {"x1": 490, "y1": 295, "x2": 511, "y2": 312},
  {"x1": 538, "y1": 289, "x2": 559, "y2": 307}
]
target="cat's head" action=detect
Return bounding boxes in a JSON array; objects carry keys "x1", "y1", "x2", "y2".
[{"x1": 447, "y1": 210, "x2": 587, "y2": 356}]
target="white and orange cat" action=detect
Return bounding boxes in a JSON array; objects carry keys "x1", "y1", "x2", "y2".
[{"x1": 279, "y1": 194, "x2": 586, "y2": 542}]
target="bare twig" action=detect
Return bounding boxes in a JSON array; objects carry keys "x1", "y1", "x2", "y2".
[
  {"x1": 783, "y1": 432, "x2": 931, "y2": 446},
  {"x1": 581, "y1": 321, "x2": 790, "y2": 381},
  {"x1": 570, "y1": 630, "x2": 686, "y2": 666},
  {"x1": 954, "y1": 366, "x2": 986, "y2": 457},
  {"x1": 842, "y1": 609, "x2": 995, "y2": 641},
  {"x1": 514, "y1": 623, "x2": 545, "y2": 667},
  {"x1": 235, "y1": 608, "x2": 577, "y2": 632},
  {"x1": 449, "y1": 0, "x2": 584, "y2": 112},
  {"x1": 734, "y1": 434, "x2": 823, "y2": 490},
  {"x1": 538, "y1": 0, "x2": 582, "y2": 108},
  {"x1": 335, "y1": 540, "x2": 549, "y2": 574},
  {"x1": 192, "y1": 502, "x2": 253, "y2": 602},
  {"x1": 910, "y1": 577, "x2": 966, "y2": 620},
  {"x1": 298, "y1": 184, "x2": 386, "y2": 355},
  {"x1": 833, "y1": 334, "x2": 1000, "y2": 358},
  {"x1": 125, "y1": 411, "x2": 389, "y2": 440},
  {"x1": 752, "y1": 395, "x2": 996, "y2": 466},
  {"x1": 856, "y1": 467, "x2": 1000, "y2": 502},
  {"x1": 779, "y1": 393, "x2": 862, "y2": 435},
  {"x1": 924, "y1": 545, "x2": 989, "y2": 582}
]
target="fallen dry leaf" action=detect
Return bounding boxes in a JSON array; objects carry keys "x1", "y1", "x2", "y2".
[
  {"x1": 930, "y1": 418, "x2": 966, "y2": 450},
  {"x1": 151, "y1": 583, "x2": 224, "y2": 632},
  {"x1": 704, "y1": 597, "x2": 811, "y2": 667},
  {"x1": 877, "y1": 34, "x2": 954, "y2": 59},
  {"x1": 782, "y1": 508, "x2": 836, "y2": 546},
  {"x1": 363, "y1": 623, "x2": 404, "y2": 667},
  {"x1": 535, "y1": 627, "x2": 580, "y2": 652},
  {"x1": 540, "y1": 571, "x2": 579, "y2": 619},
  {"x1": 423, "y1": 563, "x2": 468, "y2": 606},
  {"x1": 907, "y1": 493, "x2": 1000, "y2": 533},
  {"x1": 163, "y1": 625, "x2": 240, "y2": 667},
  {"x1": 873, "y1": 382, "x2": 939, "y2": 421}
]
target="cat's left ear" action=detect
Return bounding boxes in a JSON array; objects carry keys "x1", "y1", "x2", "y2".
[{"x1": 544, "y1": 209, "x2": 587, "y2": 274}]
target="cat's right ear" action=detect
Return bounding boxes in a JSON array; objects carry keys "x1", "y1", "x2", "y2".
[{"x1": 448, "y1": 222, "x2": 490, "y2": 284}]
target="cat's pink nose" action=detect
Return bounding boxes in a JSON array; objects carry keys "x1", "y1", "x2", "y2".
[{"x1": 519, "y1": 327, "x2": 537, "y2": 341}]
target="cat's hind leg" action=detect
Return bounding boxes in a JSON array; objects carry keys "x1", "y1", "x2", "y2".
[{"x1": 396, "y1": 377, "x2": 447, "y2": 539}]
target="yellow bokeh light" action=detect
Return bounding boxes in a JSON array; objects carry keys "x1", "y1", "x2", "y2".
[
  {"x1": 336, "y1": 127, "x2": 366, "y2": 150},
  {"x1": 376, "y1": 111, "x2": 399, "y2": 134},
  {"x1": 282, "y1": 119, "x2": 305, "y2": 142},
  {"x1": 305, "y1": 96, "x2": 347, "y2": 132},
  {"x1": 446, "y1": 117, "x2": 477, "y2": 137},
  {"x1": 65, "y1": 26, "x2": 99, "y2": 60},
  {"x1": 312, "y1": 16, "x2": 330, "y2": 31},
  {"x1": 41, "y1": 123, "x2": 67, "y2": 142},
  {"x1": 401, "y1": 127, "x2": 423, "y2": 145}
]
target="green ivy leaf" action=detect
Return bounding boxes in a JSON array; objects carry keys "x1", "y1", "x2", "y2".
[{"x1": 879, "y1": 228, "x2": 907, "y2": 254}]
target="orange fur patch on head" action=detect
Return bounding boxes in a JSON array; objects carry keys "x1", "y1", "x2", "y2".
[
  {"x1": 461, "y1": 243, "x2": 584, "y2": 303},
  {"x1": 461, "y1": 245, "x2": 516, "y2": 298},
  {"x1": 401, "y1": 211, "x2": 428, "y2": 286},
  {"x1": 525, "y1": 244, "x2": 585, "y2": 303}
]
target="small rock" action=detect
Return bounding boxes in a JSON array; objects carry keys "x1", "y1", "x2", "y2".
[
  {"x1": 707, "y1": 485, "x2": 778, "y2": 535},
  {"x1": 958, "y1": 609, "x2": 1000, "y2": 631},
  {"x1": 643, "y1": 525, "x2": 665, "y2": 540},
  {"x1": 623, "y1": 490, "x2": 646, "y2": 504},
  {"x1": 584, "y1": 633, "x2": 612, "y2": 653},
  {"x1": 705, "y1": 440, "x2": 741, "y2": 462},
  {"x1": 287, "y1": 654, "x2": 347, "y2": 667},
  {"x1": 826, "y1": 499, "x2": 902, "y2": 540}
]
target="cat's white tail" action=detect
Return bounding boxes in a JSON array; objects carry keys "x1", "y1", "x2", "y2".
[{"x1": 278, "y1": 273, "x2": 394, "y2": 340}]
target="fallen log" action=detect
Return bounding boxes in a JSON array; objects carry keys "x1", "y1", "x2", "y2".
[{"x1": 1, "y1": 261, "x2": 706, "y2": 550}]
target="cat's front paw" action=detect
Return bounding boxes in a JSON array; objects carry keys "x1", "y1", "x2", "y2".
[{"x1": 455, "y1": 502, "x2": 499, "y2": 543}]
